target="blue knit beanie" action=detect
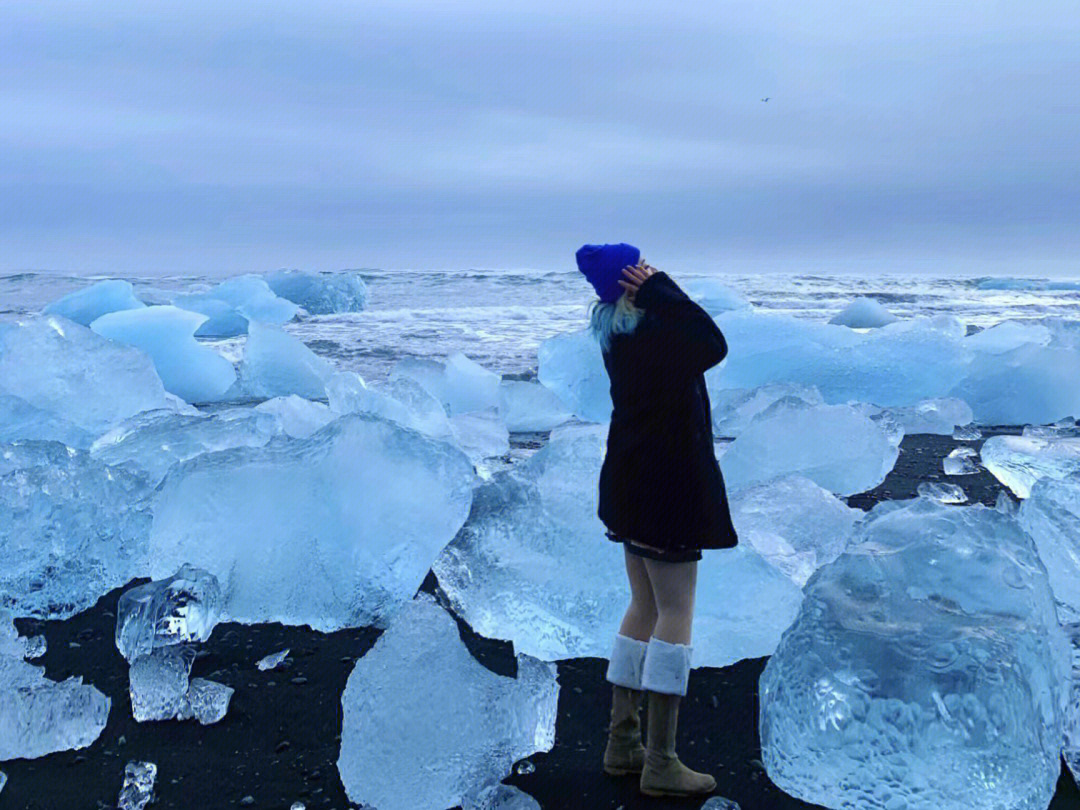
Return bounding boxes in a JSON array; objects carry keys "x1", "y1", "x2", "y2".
[{"x1": 575, "y1": 243, "x2": 641, "y2": 303}]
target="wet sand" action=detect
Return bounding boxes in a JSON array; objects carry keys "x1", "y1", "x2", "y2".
[{"x1": 4, "y1": 429, "x2": 1079, "y2": 810}]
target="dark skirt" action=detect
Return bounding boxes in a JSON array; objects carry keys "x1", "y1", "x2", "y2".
[{"x1": 605, "y1": 530, "x2": 703, "y2": 563}]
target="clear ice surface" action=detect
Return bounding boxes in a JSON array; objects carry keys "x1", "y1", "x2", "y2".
[
  {"x1": 759, "y1": 498, "x2": 1070, "y2": 810},
  {"x1": 42, "y1": 279, "x2": 145, "y2": 326},
  {"x1": 228, "y1": 321, "x2": 335, "y2": 401},
  {"x1": 1, "y1": 441, "x2": 153, "y2": 619},
  {"x1": 1018, "y1": 473, "x2": 1080, "y2": 621},
  {"x1": 536, "y1": 328, "x2": 611, "y2": 424},
  {"x1": 981, "y1": 433, "x2": 1080, "y2": 498},
  {"x1": 390, "y1": 352, "x2": 502, "y2": 416},
  {"x1": 90, "y1": 407, "x2": 280, "y2": 486},
  {"x1": 854, "y1": 397, "x2": 973, "y2": 435},
  {"x1": 254, "y1": 395, "x2": 335, "y2": 438},
  {"x1": 966, "y1": 319, "x2": 1052, "y2": 354},
  {"x1": 729, "y1": 475, "x2": 861, "y2": 586},
  {"x1": 943, "y1": 446, "x2": 980, "y2": 476},
  {"x1": 449, "y1": 407, "x2": 510, "y2": 464},
  {"x1": 117, "y1": 760, "x2": 157, "y2": 810},
  {"x1": 336, "y1": 593, "x2": 559, "y2": 810},
  {"x1": 0, "y1": 615, "x2": 111, "y2": 759},
  {"x1": 497, "y1": 379, "x2": 572, "y2": 432},
  {"x1": 709, "y1": 383, "x2": 823, "y2": 438},
  {"x1": 679, "y1": 277, "x2": 752, "y2": 315},
  {"x1": 176, "y1": 677, "x2": 233, "y2": 724},
  {"x1": 0, "y1": 315, "x2": 177, "y2": 435},
  {"x1": 434, "y1": 424, "x2": 803, "y2": 665},
  {"x1": 916, "y1": 480, "x2": 968, "y2": 504},
  {"x1": 261, "y1": 269, "x2": 368, "y2": 314},
  {"x1": 0, "y1": 393, "x2": 95, "y2": 448},
  {"x1": 256, "y1": 648, "x2": 290, "y2": 671},
  {"x1": 1063, "y1": 624, "x2": 1080, "y2": 784},
  {"x1": 721, "y1": 400, "x2": 901, "y2": 496},
  {"x1": 115, "y1": 565, "x2": 223, "y2": 662},
  {"x1": 828, "y1": 297, "x2": 898, "y2": 328},
  {"x1": 149, "y1": 413, "x2": 475, "y2": 630},
  {"x1": 461, "y1": 783, "x2": 541, "y2": 810},
  {"x1": 128, "y1": 645, "x2": 195, "y2": 722},
  {"x1": 953, "y1": 423, "x2": 983, "y2": 440},
  {"x1": 90, "y1": 305, "x2": 237, "y2": 404}
]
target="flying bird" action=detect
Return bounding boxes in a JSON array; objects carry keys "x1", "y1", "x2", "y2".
[{"x1": 761, "y1": 97, "x2": 770, "y2": 102}]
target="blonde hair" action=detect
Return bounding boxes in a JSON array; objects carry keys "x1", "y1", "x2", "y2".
[{"x1": 587, "y1": 293, "x2": 645, "y2": 353}]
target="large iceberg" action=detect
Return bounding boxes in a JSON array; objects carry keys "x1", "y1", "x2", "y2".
[
  {"x1": 228, "y1": 321, "x2": 334, "y2": 401},
  {"x1": 1, "y1": 441, "x2": 153, "y2": 619},
  {"x1": 90, "y1": 305, "x2": 237, "y2": 403},
  {"x1": 729, "y1": 475, "x2": 861, "y2": 586},
  {"x1": 90, "y1": 408, "x2": 280, "y2": 486},
  {"x1": 390, "y1": 352, "x2": 501, "y2": 416},
  {"x1": 433, "y1": 424, "x2": 803, "y2": 665},
  {"x1": 980, "y1": 433, "x2": 1080, "y2": 499},
  {"x1": 497, "y1": 379, "x2": 573, "y2": 433},
  {"x1": 828, "y1": 297, "x2": 899, "y2": 328},
  {"x1": 148, "y1": 414, "x2": 475, "y2": 630},
  {"x1": 0, "y1": 315, "x2": 177, "y2": 435},
  {"x1": 759, "y1": 498, "x2": 1070, "y2": 810},
  {"x1": 336, "y1": 593, "x2": 559, "y2": 810},
  {"x1": 721, "y1": 400, "x2": 901, "y2": 496},
  {"x1": 0, "y1": 613, "x2": 111, "y2": 759},
  {"x1": 536, "y1": 328, "x2": 611, "y2": 424},
  {"x1": 42, "y1": 279, "x2": 145, "y2": 326},
  {"x1": 261, "y1": 269, "x2": 368, "y2": 314}
]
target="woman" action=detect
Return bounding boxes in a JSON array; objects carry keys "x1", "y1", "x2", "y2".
[{"x1": 576, "y1": 242, "x2": 739, "y2": 799}]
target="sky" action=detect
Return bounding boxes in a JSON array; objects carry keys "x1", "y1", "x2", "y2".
[{"x1": 2, "y1": 0, "x2": 1079, "y2": 276}]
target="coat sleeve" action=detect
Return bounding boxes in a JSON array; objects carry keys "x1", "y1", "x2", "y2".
[{"x1": 633, "y1": 271, "x2": 728, "y2": 376}]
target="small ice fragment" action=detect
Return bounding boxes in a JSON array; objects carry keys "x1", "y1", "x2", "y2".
[
  {"x1": 256, "y1": 648, "x2": 290, "y2": 671},
  {"x1": 116, "y1": 565, "x2": 222, "y2": 662},
  {"x1": 943, "y1": 446, "x2": 979, "y2": 475},
  {"x1": 700, "y1": 799, "x2": 742, "y2": 810},
  {"x1": 953, "y1": 424, "x2": 982, "y2": 440},
  {"x1": 462, "y1": 783, "x2": 541, "y2": 810},
  {"x1": 917, "y1": 481, "x2": 968, "y2": 504},
  {"x1": 176, "y1": 678, "x2": 233, "y2": 725},
  {"x1": 117, "y1": 761, "x2": 157, "y2": 810},
  {"x1": 22, "y1": 635, "x2": 47, "y2": 659},
  {"x1": 514, "y1": 760, "x2": 535, "y2": 775},
  {"x1": 290, "y1": 803, "x2": 306, "y2": 810},
  {"x1": 128, "y1": 646, "x2": 195, "y2": 722},
  {"x1": 828, "y1": 297, "x2": 898, "y2": 328},
  {"x1": 0, "y1": 770, "x2": 6, "y2": 795}
]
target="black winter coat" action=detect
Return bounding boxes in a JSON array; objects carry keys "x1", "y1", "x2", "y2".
[{"x1": 597, "y1": 271, "x2": 739, "y2": 554}]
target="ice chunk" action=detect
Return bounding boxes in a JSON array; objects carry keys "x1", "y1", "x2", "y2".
[
  {"x1": 0, "y1": 771, "x2": 5, "y2": 795},
  {"x1": 434, "y1": 425, "x2": 801, "y2": 665},
  {"x1": 944, "y1": 446, "x2": 980, "y2": 475},
  {"x1": 0, "y1": 315, "x2": 177, "y2": 434},
  {"x1": 828, "y1": 297, "x2": 898, "y2": 328},
  {"x1": 1025, "y1": 417, "x2": 1080, "y2": 439},
  {"x1": 966, "y1": 319, "x2": 1052, "y2": 354},
  {"x1": 256, "y1": 649, "x2": 289, "y2": 671},
  {"x1": 950, "y1": 342, "x2": 1080, "y2": 426},
  {"x1": 262, "y1": 269, "x2": 368, "y2": 314},
  {"x1": 149, "y1": 413, "x2": 475, "y2": 630},
  {"x1": 721, "y1": 400, "x2": 901, "y2": 496},
  {"x1": 497, "y1": 379, "x2": 572, "y2": 432},
  {"x1": 461, "y1": 783, "x2": 541, "y2": 810},
  {"x1": 336, "y1": 593, "x2": 559, "y2": 810},
  {"x1": 729, "y1": 475, "x2": 861, "y2": 586},
  {"x1": 1, "y1": 441, "x2": 153, "y2": 619},
  {"x1": 0, "y1": 393, "x2": 95, "y2": 448},
  {"x1": 43, "y1": 279, "x2": 145, "y2": 326},
  {"x1": 759, "y1": 498, "x2": 1070, "y2": 810},
  {"x1": 90, "y1": 408, "x2": 279, "y2": 486},
  {"x1": 700, "y1": 799, "x2": 742, "y2": 810},
  {"x1": 855, "y1": 397, "x2": 974, "y2": 436},
  {"x1": 0, "y1": 615, "x2": 111, "y2": 758},
  {"x1": 710, "y1": 383, "x2": 823, "y2": 438},
  {"x1": 255, "y1": 395, "x2": 335, "y2": 438},
  {"x1": 176, "y1": 677, "x2": 233, "y2": 724},
  {"x1": 171, "y1": 294, "x2": 249, "y2": 338},
  {"x1": 128, "y1": 645, "x2": 195, "y2": 722},
  {"x1": 981, "y1": 433, "x2": 1080, "y2": 498},
  {"x1": 917, "y1": 481, "x2": 968, "y2": 504},
  {"x1": 390, "y1": 352, "x2": 501, "y2": 416},
  {"x1": 449, "y1": 407, "x2": 510, "y2": 464},
  {"x1": 229, "y1": 321, "x2": 334, "y2": 400},
  {"x1": 327, "y1": 371, "x2": 454, "y2": 441},
  {"x1": 90, "y1": 305, "x2": 237, "y2": 403},
  {"x1": 1018, "y1": 474, "x2": 1080, "y2": 622},
  {"x1": 680, "y1": 277, "x2": 752, "y2": 315},
  {"x1": 536, "y1": 328, "x2": 611, "y2": 423},
  {"x1": 117, "y1": 760, "x2": 157, "y2": 810},
  {"x1": 22, "y1": 635, "x2": 47, "y2": 659},
  {"x1": 116, "y1": 565, "x2": 223, "y2": 662},
  {"x1": 175, "y1": 274, "x2": 298, "y2": 336},
  {"x1": 953, "y1": 423, "x2": 982, "y2": 440},
  {"x1": 1063, "y1": 625, "x2": 1080, "y2": 784}
]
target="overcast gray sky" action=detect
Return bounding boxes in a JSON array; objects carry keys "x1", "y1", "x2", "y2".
[{"x1": 2, "y1": 1, "x2": 1079, "y2": 275}]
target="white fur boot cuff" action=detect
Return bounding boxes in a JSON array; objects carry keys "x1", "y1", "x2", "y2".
[
  {"x1": 605, "y1": 633, "x2": 649, "y2": 689},
  {"x1": 641, "y1": 636, "x2": 693, "y2": 696}
]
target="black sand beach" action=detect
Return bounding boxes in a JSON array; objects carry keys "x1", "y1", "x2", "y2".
[{"x1": 4, "y1": 430, "x2": 1079, "y2": 810}]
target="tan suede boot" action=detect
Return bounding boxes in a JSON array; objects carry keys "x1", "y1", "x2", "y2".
[
  {"x1": 639, "y1": 690, "x2": 717, "y2": 797},
  {"x1": 603, "y1": 684, "x2": 646, "y2": 775}
]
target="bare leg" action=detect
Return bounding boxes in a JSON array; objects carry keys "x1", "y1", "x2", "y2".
[
  {"x1": 618, "y1": 547, "x2": 658, "y2": 641},
  {"x1": 641, "y1": 557, "x2": 697, "y2": 646}
]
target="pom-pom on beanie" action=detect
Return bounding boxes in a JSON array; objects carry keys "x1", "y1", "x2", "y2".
[{"x1": 575, "y1": 243, "x2": 641, "y2": 303}]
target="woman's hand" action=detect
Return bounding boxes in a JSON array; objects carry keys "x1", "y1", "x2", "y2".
[{"x1": 618, "y1": 261, "x2": 657, "y2": 304}]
